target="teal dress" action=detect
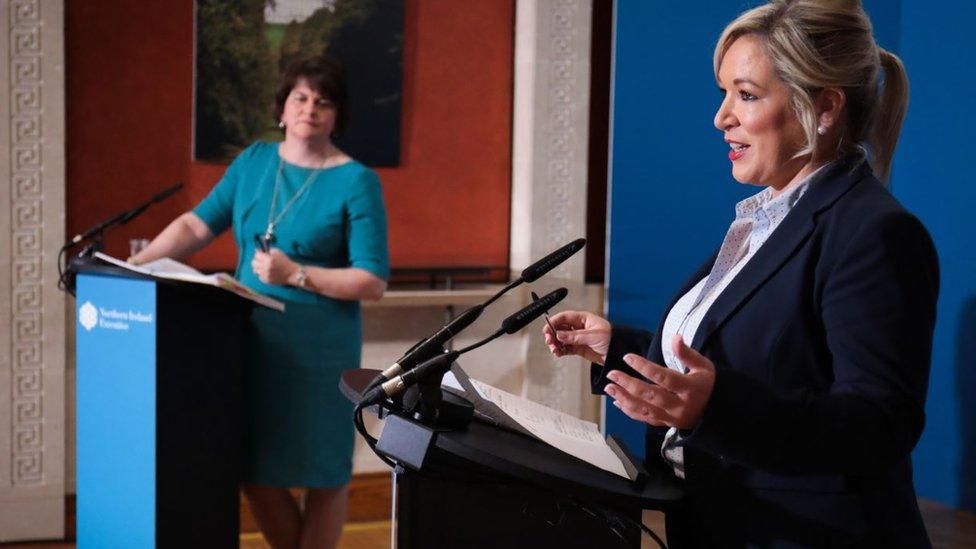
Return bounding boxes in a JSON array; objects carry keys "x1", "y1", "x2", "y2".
[{"x1": 193, "y1": 141, "x2": 389, "y2": 487}]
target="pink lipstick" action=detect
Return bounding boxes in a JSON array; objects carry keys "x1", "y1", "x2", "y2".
[{"x1": 726, "y1": 140, "x2": 749, "y2": 161}]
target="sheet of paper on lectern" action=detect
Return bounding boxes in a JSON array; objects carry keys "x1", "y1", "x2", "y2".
[
  {"x1": 93, "y1": 252, "x2": 284, "y2": 312},
  {"x1": 442, "y1": 370, "x2": 629, "y2": 479}
]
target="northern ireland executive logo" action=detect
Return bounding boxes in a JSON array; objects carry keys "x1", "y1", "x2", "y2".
[{"x1": 79, "y1": 301, "x2": 98, "y2": 331}]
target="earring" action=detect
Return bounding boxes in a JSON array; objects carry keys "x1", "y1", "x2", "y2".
[
  {"x1": 278, "y1": 121, "x2": 285, "y2": 129},
  {"x1": 817, "y1": 125, "x2": 827, "y2": 136}
]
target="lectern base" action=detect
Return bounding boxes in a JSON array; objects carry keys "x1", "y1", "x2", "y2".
[{"x1": 396, "y1": 465, "x2": 641, "y2": 548}]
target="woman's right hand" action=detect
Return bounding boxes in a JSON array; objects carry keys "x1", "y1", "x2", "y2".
[{"x1": 543, "y1": 310, "x2": 612, "y2": 365}]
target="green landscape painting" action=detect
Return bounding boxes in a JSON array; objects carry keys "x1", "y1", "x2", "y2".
[{"x1": 194, "y1": 0, "x2": 403, "y2": 165}]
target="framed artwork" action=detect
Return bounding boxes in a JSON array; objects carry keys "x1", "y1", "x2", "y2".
[{"x1": 193, "y1": 0, "x2": 403, "y2": 166}]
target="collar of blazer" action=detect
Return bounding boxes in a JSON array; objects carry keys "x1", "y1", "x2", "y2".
[{"x1": 688, "y1": 153, "x2": 873, "y2": 352}]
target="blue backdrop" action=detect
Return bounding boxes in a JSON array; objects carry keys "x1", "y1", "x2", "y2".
[{"x1": 606, "y1": 0, "x2": 975, "y2": 511}]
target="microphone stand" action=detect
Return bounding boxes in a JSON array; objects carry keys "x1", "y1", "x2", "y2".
[
  {"x1": 412, "y1": 369, "x2": 473, "y2": 428},
  {"x1": 368, "y1": 287, "x2": 567, "y2": 430},
  {"x1": 59, "y1": 182, "x2": 183, "y2": 294},
  {"x1": 391, "y1": 347, "x2": 474, "y2": 430},
  {"x1": 404, "y1": 329, "x2": 505, "y2": 427},
  {"x1": 364, "y1": 238, "x2": 586, "y2": 394}
]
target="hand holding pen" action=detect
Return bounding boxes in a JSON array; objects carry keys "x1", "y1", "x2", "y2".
[
  {"x1": 533, "y1": 290, "x2": 565, "y2": 353},
  {"x1": 254, "y1": 232, "x2": 274, "y2": 253},
  {"x1": 542, "y1": 308, "x2": 611, "y2": 365}
]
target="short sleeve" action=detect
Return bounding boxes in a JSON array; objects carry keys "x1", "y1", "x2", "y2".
[
  {"x1": 192, "y1": 143, "x2": 261, "y2": 235},
  {"x1": 346, "y1": 169, "x2": 390, "y2": 280}
]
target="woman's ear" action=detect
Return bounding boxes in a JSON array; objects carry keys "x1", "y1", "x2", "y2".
[{"x1": 817, "y1": 87, "x2": 846, "y2": 131}]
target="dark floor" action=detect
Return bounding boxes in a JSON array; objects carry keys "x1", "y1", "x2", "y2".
[{"x1": 1, "y1": 498, "x2": 973, "y2": 548}]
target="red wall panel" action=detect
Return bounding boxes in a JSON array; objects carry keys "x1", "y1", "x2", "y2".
[{"x1": 66, "y1": 0, "x2": 513, "y2": 272}]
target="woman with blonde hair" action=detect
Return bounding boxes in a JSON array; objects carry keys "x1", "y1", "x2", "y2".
[{"x1": 546, "y1": 1, "x2": 937, "y2": 545}]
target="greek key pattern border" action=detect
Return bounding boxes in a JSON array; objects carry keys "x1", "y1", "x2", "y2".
[{"x1": 8, "y1": 0, "x2": 44, "y2": 486}]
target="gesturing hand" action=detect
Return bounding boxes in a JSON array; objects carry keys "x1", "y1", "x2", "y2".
[
  {"x1": 251, "y1": 248, "x2": 298, "y2": 286},
  {"x1": 604, "y1": 334, "x2": 716, "y2": 430},
  {"x1": 543, "y1": 310, "x2": 611, "y2": 365}
]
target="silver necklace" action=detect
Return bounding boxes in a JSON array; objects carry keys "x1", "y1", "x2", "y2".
[{"x1": 263, "y1": 155, "x2": 327, "y2": 244}]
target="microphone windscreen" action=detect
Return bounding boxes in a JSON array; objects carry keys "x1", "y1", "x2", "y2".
[
  {"x1": 442, "y1": 304, "x2": 484, "y2": 338},
  {"x1": 501, "y1": 287, "x2": 568, "y2": 334},
  {"x1": 520, "y1": 238, "x2": 586, "y2": 282}
]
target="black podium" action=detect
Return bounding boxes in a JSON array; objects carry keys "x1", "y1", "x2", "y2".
[
  {"x1": 341, "y1": 369, "x2": 684, "y2": 548},
  {"x1": 75, "y1": 263, "x2": 255, "y2": 547}
]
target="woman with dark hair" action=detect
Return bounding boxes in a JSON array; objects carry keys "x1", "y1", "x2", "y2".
[
  {"x1": 545, "y1": 0, "x2": 938, "y2": 546},
  {"x1": 131, "y1": 56, "x2": 388, "y2": 548}
]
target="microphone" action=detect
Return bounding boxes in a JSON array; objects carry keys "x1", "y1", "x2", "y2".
[
  {"x1": 376, "y1": 304, "x2": 484, "y2": 381},
  {"x1": 519, "y1": 238, "x2": 586, "y2": 283},
  {"x1": 360, "y1": 287, "x2": 568, "y2": 406},
  {"x1": 118, "y1": 182, "x2": 184, "y2": 224},
  {"x1": 373, "y1": 351, "x2": 460, "y2": 405},
  {"x1": 501, "y1": 287, "x2": 568, "y2": 333},
  {"x1": 68, "y1": 182, "x2": 184, "y2": 244},
  {"x1": 366, "y1": 239, "x2": 585, "y2": 390}
]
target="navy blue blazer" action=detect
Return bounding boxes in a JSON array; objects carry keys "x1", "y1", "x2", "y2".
[{"x1": 594, "y1": 156, "x2": 939, "y2": 547}]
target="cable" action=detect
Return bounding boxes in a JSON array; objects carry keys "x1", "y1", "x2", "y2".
[
  {"x1": 57, "y1": 246, "x2": 68, "y2": 293},
  {"x1": 639, "y1": 519, "x2": 668, "y2": 549},
  {"x1": 569, "y1": 495, "x2": 668, "y2": 549},
  {"x1": 355, "y1": 399, "x2": 667, "y2": 547},
  {"x1": 353, "y1": 402, "x2": 397, "y2": 469}
]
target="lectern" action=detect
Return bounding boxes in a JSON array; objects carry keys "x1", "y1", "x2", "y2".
[
  {"x1": 75, "y1": 264, "x2": 253, "y2": 548},
  {"x1": 341, "y1": 369, "x2": 684, "y2": 548}
]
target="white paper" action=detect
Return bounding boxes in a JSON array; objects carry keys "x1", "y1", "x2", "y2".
[
  {"x1": 440, "y1": 371, "x2": 464, "y2": 392},
  {"x1": 468, "y1": 379, "x2": 630, "y2": 478},
  {"x1": 93, "y1": 252, "x2": 285, "y2": 312},
  {"x1": 138, "y1": 257, "x2": 204, "y2": 277}
]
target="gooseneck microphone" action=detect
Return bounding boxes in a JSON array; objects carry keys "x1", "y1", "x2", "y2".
[
  {"x1": 519, "y1": 238, "x2": 586, "y2": 283},
  {"x1": 500, "y1": 286, "x2": 568, "y2": 334},
  {"x1": 68, "y1": 182, "x2": 184, "y2": 245},
  {"x1": 366, "y1": 239, "x2": 587, "y2": 391},
  {"x1": 371, "y1": 350, "x2": 461, "y2": 405},
  {"x1": 360, "y1": 287, "x2": 568, "y2": 406},
  {"x1": 57, "y1": 182, "x2": 186, "y2": 296},
  {"x1": 376, "y1": 304, "x2": 484, "y2": 381}
]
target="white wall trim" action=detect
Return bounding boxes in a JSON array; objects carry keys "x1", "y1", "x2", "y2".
[{"x1": 0, "y1": 0, "x2": 66, "y2": 541}]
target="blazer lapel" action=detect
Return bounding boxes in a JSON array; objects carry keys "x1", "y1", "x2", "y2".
[{"x1": 690, "y1": 156, "x2": 873, "y2": 351}]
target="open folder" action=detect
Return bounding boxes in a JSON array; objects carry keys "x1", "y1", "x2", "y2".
[
  {"x1": 442, "y1": 365, "x2": 646, "y2": 482},
  {"x1": 94, "y1": 252, "x2": 285, "y2": 312}
]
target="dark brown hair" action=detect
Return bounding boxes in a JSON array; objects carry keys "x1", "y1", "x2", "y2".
[{"x1": 274, "y1": 55, "x2": 348, "y2": 134}]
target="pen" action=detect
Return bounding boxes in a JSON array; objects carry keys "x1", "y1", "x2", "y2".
[
  {"x1": 532, "y1": 291, "x2": 564, "y2": 352},
  {"x1": 254, "y1": 233, "x2": 272, "y2": 253}
]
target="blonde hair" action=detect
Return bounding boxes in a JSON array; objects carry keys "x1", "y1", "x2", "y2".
[{"x1": 714, "y1": 0, "x2": 908, "y2": 182}]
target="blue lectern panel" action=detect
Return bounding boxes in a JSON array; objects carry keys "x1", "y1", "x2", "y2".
[{"x1": 76, "y1": 274, "x2": 156, "y2": 548}]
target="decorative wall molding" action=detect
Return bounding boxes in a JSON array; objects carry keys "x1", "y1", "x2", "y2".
[
  {"x1": 1, "y1": 0, "x2": 65, "y2": 541},
  {"x1": 9, "y1": 0, "x2": 45, "y2": 488},
  {"x1": 511, "y1": 0, "x2": 596, "y2": 419},
  {"x1": 346, "y1": 0, "x2": 601, "y2": 475}
]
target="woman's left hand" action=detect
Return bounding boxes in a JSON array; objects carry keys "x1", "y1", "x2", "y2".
[
  {"x1": 604, "y1": 334, "x2": 716, "y2": 430},
  {"x1": 251, "y1": 248, "x2": 298, "y2": 285}
]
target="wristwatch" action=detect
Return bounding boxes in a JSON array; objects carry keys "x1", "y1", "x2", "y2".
[{"x1": 294, "y1": 266, "x2": 308, "y2": 289}]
